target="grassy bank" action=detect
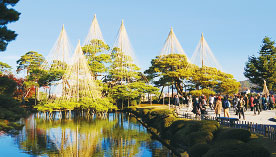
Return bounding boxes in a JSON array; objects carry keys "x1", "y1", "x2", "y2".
[{"x1": 126, "y1": 105, "x2": 271, "y2": 157}]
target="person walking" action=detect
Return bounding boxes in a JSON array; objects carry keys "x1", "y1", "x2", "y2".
[
  {"x1": 222, "y1": 96, "x2": 230, "y2": 118},
  {"x1": 200, "y1": 95, "x2": 207, "y2": 115},
  {"x1": 262, "y1": 95, "x2": 267, "y2": 110},
  {"x1": 214, "y1": 96, "x2": 222, "y2": 117},
  {"x1": 192, "y1": 96, "x2": 201, "y2": 117},
  {"x1": 244, "y1": 94, "x2": 248, "y2": 111},
  {"x1": 258, "y1": 95, "x2": 263, "y2": 112},
  {"x1": 266, "y1": 95, "x2": 270, "y2": 110},
  {"x1": 253, "y1": 95, "x2": 261, "y2": 115},
  {"x1": 238, "y1": 96, "x2": 245, "y2": 120},
  {"x1": 269, "y1": 95, "x2": 275, "y2": 110},
  {"x1": 184, "y1": 95, "x2": 188, "y2": 107},
  {"x1": 187, "y1": 95, "x2": 193, "y2": 112},
  {"x1": 209, "y1": 95, "x2": 215, "y2": 110},
  {"x1": 250, "y1": 95, "x2": 254, "y2": 111},
  {"x1": 174, "y1": 95, "x2": 180, "y2": 107}
]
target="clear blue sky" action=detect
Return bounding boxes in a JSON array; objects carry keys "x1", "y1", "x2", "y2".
[{"x1": 2, "y1": 0, "x2": 276, "y2": 81}]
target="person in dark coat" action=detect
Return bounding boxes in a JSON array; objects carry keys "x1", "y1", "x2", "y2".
[
  {"x1": 269, "y1": 95, "x2": 275, "y2": 110},
  {"x1": 192, "y1": 96, "x2": 200, "y2": 116},
  {"x1": 244, "y1": 94, "x2": 249, "y2": 111},
  {"x1": 262, "y1": 95, "x2": 267, "y2": 110},
  {"x1": 238, "y1": 96, "x2": 245, "y2": 120},
  {"x1": 253, "y1": 95, "x2": 261, "y2": 115},
  {"x1": 174, "y1": 95, "x2": 180, "y2": 107}
]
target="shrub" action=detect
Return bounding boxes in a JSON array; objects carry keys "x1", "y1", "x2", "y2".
[
  {"x1": 171, "y1": 121, "x2": 200, "y2": 146},
  {"x1": 171, "y1": 120, "x2": 219, "y2": 147},
  {"x1": 163, "y1": 120, "x2": 188, "y2": 138},
  {"x1": 0, "y1": 95, "x2": 20, "y2": 108},
  {"x1": 214, "y1": 139, "x2": 244, "y2": 146},
  {"x1": 215, "y1": 128, "x2": 251, "y2": 142},
  {"x1": 143, "y1": 109, "x2": 151, "y2": 116},
  {"x1": 130, "y1": 100, "x2": 137, "y2": 106},
  {"x1": 199, "y1": 120, "x2": 220, "y2": 133},
  {"x1": 189, "y1": 144, "x2": 210, "y2": 157},
  {"x1": 150, "y1": 120, "x2": 163, "y2": 132},
  {"x1": 163, "y1": 114, "x2": 177, "y2": 128},
  {"x1": 187, "y1": 131, "x2": 214, "y2": 146},
  {"x1": 0, "y1": 106, "x2": 25, "y2": 121},
  {"x1": 204, "y1": 142, "x2": 270, "y2": 157},
  {"x1": 150, "y1": 109, "x2": 172, "y2": 119},
  {"x1": 127, "y1": 106, "x2": 136, "y2": 112},
  {"x1": 0, "y1": 76, "x2": 17, "y2": 96}
]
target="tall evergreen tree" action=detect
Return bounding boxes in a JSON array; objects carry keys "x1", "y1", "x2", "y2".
[
  {"x1": 146, "y1": 54, "x2": 240, "y2": 96},
  {"x1": 145, "y1": 54, "x2": 192, "y2": 96},
  {"x1": 0, "y1": 0, "x2": 20, "y2": 51},
  {"x1": 109, "y1": 47, "x2": 140, "y2": 84},
  {"x1": 244, "y1": 37, "x2": 276, "y2": 91},
  {"x1": 16, "y1": 51, "x2": 44, "y2": 75},
  {"x1": 82, "y1": 39, "x2": 111, "y2": 80}
]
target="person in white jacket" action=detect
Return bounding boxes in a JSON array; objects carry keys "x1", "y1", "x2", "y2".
[
  {"x1": 209, "y1": 95, "x2": 214, "y2": 110},
  {"x1": 187, "y1": 95, "x2": 193, "y2": 112}
]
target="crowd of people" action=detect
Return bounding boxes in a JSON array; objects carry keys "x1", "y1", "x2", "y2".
[{"x1": 173, "y1": 93, "x2": 275, "y2": 120}]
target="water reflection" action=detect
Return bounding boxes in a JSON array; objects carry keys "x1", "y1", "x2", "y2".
[{"x1": 12, "y1": 112, "x2": 173, "y2": 157}]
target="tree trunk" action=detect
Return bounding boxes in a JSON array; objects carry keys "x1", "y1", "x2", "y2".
[
  {"x1": 157, "y1": 86, "x2": 164, "y2": 102},
  {"x1": 37, "y1": 87, "x2": 40, "y2": 101},
  {"x1": 48, "y1": 87, "x2": 51, "y2": 98},
  {"x1": 196, "y1": 84, "x2": 200, "y2": 90},
  {"x1": 35, "y1": 86, "x2": 37, "y2": 106},
  {"x1": 176, "y1": 82, "x2": 178, "y2": 95},
  {"x1": 174, "y1": 80, "x2": 184, "y2": 96},
  {"x1": 128, "y1": 97, "x2": 129, "y2": 108},
  {"x1": 172, "y1": 84, "x2": 173, "y2": 98},
  {"x1": 150, "y1": 94, "x2": 152, "y2": 105},
  {"x1": 168, "y1": 86, "x2": 170, "y2": 105}
]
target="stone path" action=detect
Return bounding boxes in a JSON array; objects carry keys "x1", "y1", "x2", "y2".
[{"x1": 177, "y1": 106, "x2": 276, "y2": 126}]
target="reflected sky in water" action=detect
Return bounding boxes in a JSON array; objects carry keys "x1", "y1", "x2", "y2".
[{"x1": 0, "y1": 112, "x2": 174, "y2": 157}]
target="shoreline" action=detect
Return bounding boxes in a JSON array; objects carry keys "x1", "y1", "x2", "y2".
[{"x1": 125, "y1": 105, "x2": 271, "y2": 157}]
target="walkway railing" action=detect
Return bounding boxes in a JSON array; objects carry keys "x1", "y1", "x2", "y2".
[{"x1": 179, "y1": 112, "x2": 276, "y2": 142}]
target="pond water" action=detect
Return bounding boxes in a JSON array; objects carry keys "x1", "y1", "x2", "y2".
[{"x1": 0, "y1": 112, "x2": 175, "y2": 157}]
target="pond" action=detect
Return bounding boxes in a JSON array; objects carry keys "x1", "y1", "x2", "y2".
[{"x1": 0, "y1": 112, "x2": 175, "y2": 156}]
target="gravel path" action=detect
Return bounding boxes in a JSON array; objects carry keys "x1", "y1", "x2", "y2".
[{"x1": 177, "y1": 106, "x2": 276, "y2": 126}]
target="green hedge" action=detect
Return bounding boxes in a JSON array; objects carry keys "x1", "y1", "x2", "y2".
[
  {"x1": 171, "y1": 120, "x2": 219, "y2": 147},
  {"x1": 204, "y1": 142, "x2": 270, "y2": 157},
  {"x1": 214, "y1": 128, "x2": 251, "y2": 142},
  {"x1": 189, "y1": 144, "x2": 210, "y2": 157},
  {"x1": 127, "y1": 107, "x2": 270, "y2": 157}
]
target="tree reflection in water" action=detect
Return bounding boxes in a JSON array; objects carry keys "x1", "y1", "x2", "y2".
[{"x1": 14, "y1": 112, "x2": 173, "y2": 156}]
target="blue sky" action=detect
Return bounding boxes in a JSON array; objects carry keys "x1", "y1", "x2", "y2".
[{"x1": 2, "y1": 0, "x2": 276, "y2": 81}]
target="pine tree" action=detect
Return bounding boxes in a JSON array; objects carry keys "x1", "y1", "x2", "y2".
[
  {"x1": 109, "y1": 47, "x2": 140, "y2": 84},
  {"x1": 244, "y1": 37, "x2": 276, "y2": 91},
  {"x1": 0, "y1": 0, "x2": 20, "y2": 51},
  {"x1": 82, "y1": 39, "x2": 111, "y2": 80}
]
